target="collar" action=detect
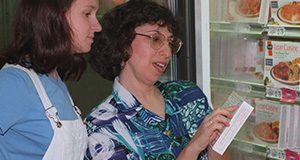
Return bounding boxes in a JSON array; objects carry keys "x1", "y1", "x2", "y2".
[{"x1": 112, "y1": 77, "x2": 142, "y2": 112}]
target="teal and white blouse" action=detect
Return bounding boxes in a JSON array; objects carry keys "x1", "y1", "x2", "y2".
[{"x1": 85, "y1": 78, "x2": 212, "y2": 160}]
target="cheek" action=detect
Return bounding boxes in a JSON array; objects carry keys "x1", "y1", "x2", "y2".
[
  {"x1": 71, "y1": 33, "x2": 91, "y2": 53},
  {"x1": 131, "y1": 49, "x2": 152, "y2": 63},
  {"x1": 71, "y1": 32, "x2": 80, "y2": 46},
  {"x1": 131, "y1": 39, "x2": 153, "y2": 57},
  {"x1": 71, "y1": 25, "x2": 88, "y2": 44}
]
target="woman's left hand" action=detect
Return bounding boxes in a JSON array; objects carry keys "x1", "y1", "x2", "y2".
[{"x1": 187, "y1": 106, "x2": 238, "y2": 154}]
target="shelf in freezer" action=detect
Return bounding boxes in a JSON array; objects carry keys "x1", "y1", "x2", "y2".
[
  {"x1": 267, "y1": 24, "x2": 300, "y2": 38},
  {"x1": 211, "y1": 76, "x2": 265, "y2": 94},
  {"x1": 211, "y1": 77, "x2": 300, "y2": 104},
  {"x1": 232, "y1": 121, "x2": 286, "y2": 160},
  {"x1": 210, "y1": 21, "x2": 300, "y2": 39},
  {"x1": 210, "y1": 22, "x2": 263, "y2": 35},
  {"x1": 233, "y1": 120, "x2": 300, "y2": 159}
]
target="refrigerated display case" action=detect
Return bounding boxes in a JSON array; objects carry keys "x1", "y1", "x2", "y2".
[{"x1": 195, "y1": 0, "x2": 300, "y2": 159}]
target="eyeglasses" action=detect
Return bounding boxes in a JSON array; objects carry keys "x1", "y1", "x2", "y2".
[{"x1": 135, "y1": 32, "x2": 183, "y2": 54}]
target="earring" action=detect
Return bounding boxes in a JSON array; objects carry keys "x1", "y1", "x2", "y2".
[{"x1": 121, "y1": 61, "x2": 125, "y2": 68}]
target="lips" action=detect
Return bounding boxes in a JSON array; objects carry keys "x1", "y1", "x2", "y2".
[
  {"x1": 153, "y1": 62, "x2": 167, "y2": 74},
  {"x1": 87, "y1": 37, "x2": 94, "y2": 44}
]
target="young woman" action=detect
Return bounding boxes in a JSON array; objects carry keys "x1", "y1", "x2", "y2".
[
  {"x1": 0, "y1": 0, "x2": 101, "y2": 159},
  {"x1": 85, "y1": 0, "x2": 236, "y2": 159}
]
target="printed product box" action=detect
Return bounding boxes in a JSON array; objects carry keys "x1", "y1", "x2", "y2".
[
  {"x1": 279, "y1": 105, "x2": 300, "y2": 149},
  {"x1": 270, "y1": 0, "x2": 300, "y2": 26},
  {"x1": 254, "y1": 99, "x2": 280, "y2": 143},
  {"x1": 264, "y1": 40, "x2": 300, "y2": 91},
  {"x1": 227, "y1": 0, "x2": 261, "y2": 23}
]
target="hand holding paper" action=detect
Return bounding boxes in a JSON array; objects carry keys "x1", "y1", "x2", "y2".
[{"x1": 212, "y1": 101, "x2": 254, "y2": 155}]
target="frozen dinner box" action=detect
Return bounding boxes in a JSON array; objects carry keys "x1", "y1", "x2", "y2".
[
  {"x1": 227, "y1": 0, "x2": 261, "y2": 23},
  {"x1": 270, "y1": 0, "x2": 300, "y2": 26},
  {"x1": 254, "y1": 99, "x2": 280, "y2": 143},
  {"x1": 264, "y1": 40, "x2": 300, "y2": 91}
]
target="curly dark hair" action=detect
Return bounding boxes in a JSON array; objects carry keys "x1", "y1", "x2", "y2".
[
  {"x1": 0, "y1": 0, "x2": 87, "y2": 81},
  {"x1": 90, "y1": 0, "x2": 181, "y2": 81}
]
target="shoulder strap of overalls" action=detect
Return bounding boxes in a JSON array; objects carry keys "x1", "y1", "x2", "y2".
[{"x1": 3, "y1": 64, "x2": 62, "y2": 128}]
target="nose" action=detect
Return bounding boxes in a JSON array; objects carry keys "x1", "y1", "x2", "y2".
[
  {"x1": 93, "y1": 19, "x2": 102, "y2": 32},
  {"x1": 158, "y1": 43, "x2": 172, "y2": 58}
]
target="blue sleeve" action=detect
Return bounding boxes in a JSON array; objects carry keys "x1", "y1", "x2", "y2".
[{"x1": 0, "y1": 68, "x2": 32, "y2": 134}]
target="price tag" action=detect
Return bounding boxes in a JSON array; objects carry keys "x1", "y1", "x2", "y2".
[
  {"x1": 265, "y1": 87, "x2": 298, "y2": 103},
  {"x1": 265, "y1": 86, "x2": 282, "y2": 99},
  {"x1": 268, "y1": 26, "x2": 286, "y2": 36},
  {"x1": 266, "y1": 147, "x2": 285, "y2": 159}
]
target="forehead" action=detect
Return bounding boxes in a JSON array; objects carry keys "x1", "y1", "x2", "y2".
[{"x1": 71, "y1": 0, "x2": 99, "y2": 9}]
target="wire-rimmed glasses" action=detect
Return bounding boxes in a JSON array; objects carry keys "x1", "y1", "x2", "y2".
[{"x1": 135, "y1": 32, "x2": 183, "y2": 54}]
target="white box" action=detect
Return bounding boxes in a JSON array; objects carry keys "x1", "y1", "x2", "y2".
[
  {"x1": 227, "y1": 0, "x2": 262, "y2": 23},
  {"x1": 270, "y1": 0, "x2": 300, "y2": 26},
  {"x1": 212, "y1": 101, "x2": 254, "y2": 155},
  {"x1": 264, "y1": 40, "x2": 300, "y2": 91}
]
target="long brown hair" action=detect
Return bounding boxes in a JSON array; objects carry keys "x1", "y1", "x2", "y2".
[{"x1": 0, "y1": 0, "x2": 86, "y2": 81}]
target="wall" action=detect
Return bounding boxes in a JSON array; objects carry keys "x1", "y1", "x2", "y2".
[
  {"x1": 67, "y1": 64, "x2": 113, "y2": 117},
  {"x1": 0, "y1": 0, "x2": 19, "y2": 49}
]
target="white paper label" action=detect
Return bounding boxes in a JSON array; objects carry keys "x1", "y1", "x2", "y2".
[{"x1": 212, "y1": 101, "x2": 254, "y2": 155}]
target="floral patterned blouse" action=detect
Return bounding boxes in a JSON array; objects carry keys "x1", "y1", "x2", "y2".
[{"x1": 85, "y1": 78, "x2": 212, "y2": 160}]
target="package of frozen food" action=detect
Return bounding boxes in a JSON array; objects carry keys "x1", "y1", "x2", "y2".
[
  {"x1": 264, "y1": 40, "x2": 300, "y2": 91},
  {"x1": 270, "y1": 0, "x2": 300, "y2": 26},
  {"x1": 278, "y1": 105, "x2": 300, "y2": 149},
  {"x1": 227, "y1": 0, "x2": 262, "y2": 23},
  {"x1": 254, "y1": 99, "x2": 280, "y2": 143}
]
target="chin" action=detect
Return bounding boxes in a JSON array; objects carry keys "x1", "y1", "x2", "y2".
[{"x1": 73, "y1": 47, "x2": 91, "y2": 54}]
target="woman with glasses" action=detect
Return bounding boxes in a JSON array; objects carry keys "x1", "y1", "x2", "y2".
[{"x1": 85, "y1": 0, "x2": 236, "y2": 159}]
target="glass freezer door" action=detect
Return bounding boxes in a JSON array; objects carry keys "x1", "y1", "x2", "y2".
[{"x1": 195, "y1": 0, "x2": 300, "y2": 159}]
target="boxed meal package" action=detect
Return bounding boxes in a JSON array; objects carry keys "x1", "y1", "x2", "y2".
[
  {"x1": 264, "y1": 40, "x2": 300, "y2": 91},
  {"x1": 254, "y1": 99, "x2": 280, "y2": 143},
  {"x1": 270, "y1": 0, "x2": 300, "y2": 26},
  {"x1": 278, "y1": 105, "x2": 300, "y2": 149},
  {"x1": 210, "y1": 0, "x2": 269, "y2": 24},
  {"x1": 228, "y1": 0, "x2": 260, "y2": 23}
]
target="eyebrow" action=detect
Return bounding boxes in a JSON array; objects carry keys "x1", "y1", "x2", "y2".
[
  {"x1": 144, "y1": 30, "x2": 173, "y2": 38},
  {"x1": 144, "y1": 29, "x2": 159, "y2": 33},
  {"x1": 84, "y1": 5, "x2": 98, "y2": 10}
]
